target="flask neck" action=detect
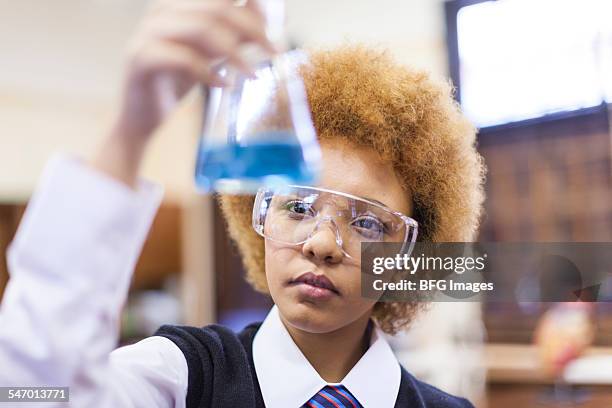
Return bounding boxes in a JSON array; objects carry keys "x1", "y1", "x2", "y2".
[{"x1": 261, "y1": 0, "x2": 287, "y2": 48}]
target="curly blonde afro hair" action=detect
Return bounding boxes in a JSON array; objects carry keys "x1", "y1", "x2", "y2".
[{"x1": 218, "y1": 45, "x2": 486, "y2": 334}]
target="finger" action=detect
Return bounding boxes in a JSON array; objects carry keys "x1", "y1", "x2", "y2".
[
  {"x1": 244, "y1": 0, "x2": 265, "y2": 19},
  {"x1": 203, "y1": 22, "x2": 258, "y2": 75},
  {"x1": 218, "y1": 7, "x2": 276, "y2": 54},
  {"x1": 169, "y1": 1, "x2": 276, "y2": 54},
  {"x1": 153, "y1": 17, "x2": 257, "y2": 76},
  {"x1": 153, "y1": 16, "x2": 238, "y2": 56},
  {"x1": 135, "y1": 40, "x2": 228, "y2": 88},
  {"x1": 149, "y1": 0, "x2": 231, "y2": 14}
]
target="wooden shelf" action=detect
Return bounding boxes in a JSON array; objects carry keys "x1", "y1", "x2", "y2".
[{"x1": 486, "y1": 343, "x2": 612, "y2": 385}]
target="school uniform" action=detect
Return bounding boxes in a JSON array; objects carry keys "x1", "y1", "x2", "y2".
[
  {"x1": 0, "y1": 154, "x2": 473, "y2": 408},
  {"x1": 155, "y1": 305, "x2": 474, "y2": 408}
]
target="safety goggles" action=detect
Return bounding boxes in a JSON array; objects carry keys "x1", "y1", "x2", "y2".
[{"x1": 252, "y1": 185, "x2": 418, "y2": 260}]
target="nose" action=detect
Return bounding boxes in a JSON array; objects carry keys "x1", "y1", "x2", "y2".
[{"x1": 302, "y1": 218, "x2": 344, "y2": 264}]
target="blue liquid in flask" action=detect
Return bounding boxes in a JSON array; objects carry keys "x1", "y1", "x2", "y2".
[{"x1": 195, "y1": 131, "x2": 318, "y2": 193}]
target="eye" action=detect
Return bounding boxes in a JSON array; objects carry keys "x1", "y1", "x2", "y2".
[
  {"x1": 351, "y1": 215, "x2": 386, "y2": 239},
  {"x1": 283, "y1": 200, "x2": 314, "y2": 219}
]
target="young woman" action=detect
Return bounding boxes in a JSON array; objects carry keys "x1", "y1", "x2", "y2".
[{"x1": 0, "y1": 1, "x2": 484, "y2": 407}]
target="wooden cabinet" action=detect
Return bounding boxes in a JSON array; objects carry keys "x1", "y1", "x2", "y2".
[
  {"x1": 485, "y1": 344, "x2": 612, "y2": 407},
  {"x1": 0, "y1": 201, "x2": 182, "y2": 300}
]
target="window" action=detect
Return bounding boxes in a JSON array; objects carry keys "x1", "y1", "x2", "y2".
[{"x1": 447, "y1": 0, "x2": 612, "y2": 128}]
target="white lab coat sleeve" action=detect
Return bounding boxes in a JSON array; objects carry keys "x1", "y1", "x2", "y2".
[{"x1": 0, "y1": 154, "x2": 188, "y2": 407}]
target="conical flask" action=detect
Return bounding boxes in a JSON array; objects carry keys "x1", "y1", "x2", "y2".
[{"x1": 194, "y1": 1, "x2": 321, "y2": 194}]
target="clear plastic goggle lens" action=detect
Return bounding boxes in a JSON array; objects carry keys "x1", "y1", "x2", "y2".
[{"x1": 252, "y1": 185, "x2": 418, "y2": 258}]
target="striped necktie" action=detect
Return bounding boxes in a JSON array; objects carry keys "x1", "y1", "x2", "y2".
[{"x1": 302, "y1": 385, "x2": 364, "y2": 408}]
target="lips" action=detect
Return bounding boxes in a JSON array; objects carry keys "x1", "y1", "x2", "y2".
[{"x1": 290, "y1": 272, "x2": 340, "y2": 295}]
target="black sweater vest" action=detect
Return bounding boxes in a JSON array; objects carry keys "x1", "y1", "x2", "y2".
[{"x1": 154, "y1": 322, "x2": 473, "y2": 408}]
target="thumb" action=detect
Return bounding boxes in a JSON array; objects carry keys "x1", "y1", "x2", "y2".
[{"x1": 244, "y1": 0, "x2": 265, "y2": 17}]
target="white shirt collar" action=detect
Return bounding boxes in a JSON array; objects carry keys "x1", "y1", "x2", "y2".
[{"x1": 253, "y1": 305, "x2": 401, "y2": 408}]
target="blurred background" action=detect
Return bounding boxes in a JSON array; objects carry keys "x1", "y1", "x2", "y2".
[{"x1": 0, "y1": 0, "x2": 611, "y2": 406}]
